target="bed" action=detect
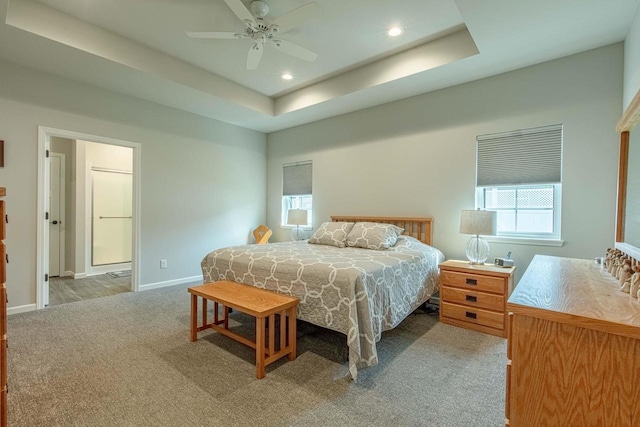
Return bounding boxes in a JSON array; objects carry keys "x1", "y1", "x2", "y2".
[{"x1": 201, "y1": 216, "x2": 444, "y2": 380}]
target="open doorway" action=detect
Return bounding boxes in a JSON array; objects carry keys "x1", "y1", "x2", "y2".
[{"x1": 37, "y1": 128, "x2": 141, "y2": 309}]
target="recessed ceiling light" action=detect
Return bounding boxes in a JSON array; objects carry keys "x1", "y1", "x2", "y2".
[
  {"x1": 282, "y1": 73, "x2": 293, "y2": 80},
  {"x1": 388, "y1": 26, "x2": 403, "y2": 37}
]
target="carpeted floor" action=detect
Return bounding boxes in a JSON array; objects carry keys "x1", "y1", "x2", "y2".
[{"x1": 7, "y1": 283, "x2": 507, "y2": 426}]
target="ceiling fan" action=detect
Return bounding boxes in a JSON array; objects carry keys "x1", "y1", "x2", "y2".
[{"x1": 187, "y1": 0, "x2": 320, "y2": 70}]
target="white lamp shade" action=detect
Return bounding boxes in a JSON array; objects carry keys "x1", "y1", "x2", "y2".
[
  {"x1": 460, "y1": 210, "x2": 497, "y2": 236},
  {"x1": 287, "y1": 209, "x2": 307, "y2": 226}
]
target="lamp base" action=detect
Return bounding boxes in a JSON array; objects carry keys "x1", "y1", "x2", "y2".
[
  {"x1": 465, "y1": 235, "x2": 490, "y2": 265},
  {"x1": 291, "y1": 226, "x2": 303, "y2": 241}
]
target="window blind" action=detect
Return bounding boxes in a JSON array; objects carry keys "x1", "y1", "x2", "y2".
[
  {"x1": 476, "y1": 124, "x2": 562, "y2": 187},
  {"x1": 283, "y1": 162, "x2": 312, "y2": 196}
]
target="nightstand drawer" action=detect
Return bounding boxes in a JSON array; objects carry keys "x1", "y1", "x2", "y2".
[
  {"x1": 441, "y1": 302, "x2": 504, "y2": 330},
  {"x1": 441, "y1": 287, "x2": 504, "y2": 311},
  {"x1": 441, "y1": 270, "x2": 504, "y2": 294}
]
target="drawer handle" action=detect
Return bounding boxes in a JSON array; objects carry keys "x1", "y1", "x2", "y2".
[
  {"x1": 465, "y1": 295, "x2": 477, "y2": 302},
  {"x1": 465, "y1": 278, "x2": 477, "y2": 285},
  {"x1": 465, "y1": 311, "x2": 477, "y2": 319}
]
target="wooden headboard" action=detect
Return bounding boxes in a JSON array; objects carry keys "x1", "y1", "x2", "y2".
[{"x1": 330, "y1": 216, "x2": 433, "y2": 246}]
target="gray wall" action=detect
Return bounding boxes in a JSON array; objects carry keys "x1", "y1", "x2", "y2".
[
  {"x1": 267, "y1": 44, "x2": 623, "y2": 284},
  {"x1": 0, "y1": 60, "x2": 267, "y2": 310}
]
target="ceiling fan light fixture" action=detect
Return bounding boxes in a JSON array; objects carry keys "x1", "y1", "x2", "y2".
[
  {"x1": 282, "y1": 73, "x2": 293, "y2": 80},
  {"x1": 250, "y1": 1, "x2": 270, "y2": 18},
  {"x1": 388, "y1": 26, "x2": 404, "y2": 37}
]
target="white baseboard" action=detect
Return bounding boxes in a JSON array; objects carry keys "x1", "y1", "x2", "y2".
[
  {"x1": 139, "y1": 275, "x2": 203, "y2": 292},
  {"x1": 62, "y1": 270, "x2": 74, "y2": 278},
  {"x1": 8, "y1": 304, "x2": 37, "y2": 315},
  {"x1": 74, "y1": 272, "x2": 87, "y2": 279}
]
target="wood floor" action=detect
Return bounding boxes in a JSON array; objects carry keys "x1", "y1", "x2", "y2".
[{"x1": 49, "y1": 274, "x2": 131, "y2": 306}]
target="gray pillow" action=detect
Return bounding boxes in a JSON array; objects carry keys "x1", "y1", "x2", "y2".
[
  {"x1": 308, "y1": 222, "x2": 356, "y2": 248},
  {"x1": 346, "y1": 222, "x2": 404, "y2": 250}
]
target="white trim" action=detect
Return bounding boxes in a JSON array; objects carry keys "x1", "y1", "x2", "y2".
[
  {"x1": 62, "y1": 270, "x2": 74, "y2": 278},
  {"x1": 37, "y1": 126, "x2": 142, "y2": 309},
  {"x1": 8, "y1": 304, "x2": 37, "y2": 315},
  {"x1": 36, "y1": 127, "x2": 49, "y2": 311},
  {"x1": 73, "y1": 272, "x2": 87, "y2": 279},
  {"x1": 615, "y1": 242, "x2": 640, "y2": 260},
  {"x1": 139, "y1": 275, "x2": 203, "y2": 292},
  {"x1": 486, "y1": 235, "x2": 564, "y2": 247}
]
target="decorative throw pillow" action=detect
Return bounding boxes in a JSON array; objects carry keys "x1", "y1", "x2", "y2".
[
  {"x1": 308, "y1": 222, "x2": 356, "y2": 248},
  {"x1": 346, "y1": 222, "x2": 404, "y2": 250}
]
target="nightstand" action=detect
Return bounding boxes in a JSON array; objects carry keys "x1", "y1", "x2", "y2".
[{"x1": 438, "y1": 260, "x2": 516, "y2": 338}]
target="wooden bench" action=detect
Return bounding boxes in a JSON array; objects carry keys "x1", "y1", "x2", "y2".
[{"x1": 188, "y1": 281, "x2": 299, "y2": 379}]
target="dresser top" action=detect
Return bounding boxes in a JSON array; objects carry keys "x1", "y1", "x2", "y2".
[
  {"x1": 508, "y1": 255, "x2": 640, "y2": 340},
  {"x1": 439, "y1": 259, "x2": 516, "y2": 277}
]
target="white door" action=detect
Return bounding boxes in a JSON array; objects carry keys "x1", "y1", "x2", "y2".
[
  {"x1": 92, "y1": 170, "x2": 132, "y2": 266},
  {"x1": 48, "y1": 155, "x2": 62, "y2": 277}
]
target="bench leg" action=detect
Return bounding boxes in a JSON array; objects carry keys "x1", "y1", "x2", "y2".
[
  {"x1": 280, "y1": 310, "x2": 286, "y2": 352},
  {"x1": 268, "y1": 313, "x2": 275, "y2": 356},
  {"x1": 190, "y1": 294, "x2": 198, "y2": 342},
  {"x1": 288, "y1": 307, "x2": 297, "y2": 361},
  {"x1": 202, "y1": 298, "x2": 207, "y2": 328},
  {"x1": 256, "y1": 316, "x2": 266, "y2": 379}
]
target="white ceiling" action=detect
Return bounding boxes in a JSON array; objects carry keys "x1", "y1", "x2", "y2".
[{"x1": 1, "y1": 0, "x2": 639, "y2": 133}]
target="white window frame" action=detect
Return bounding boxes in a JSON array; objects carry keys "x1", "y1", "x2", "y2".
[
  {"x1": 476, "y1": 184, "x2": 562, "y2": 245},
  {"x1": 281, "y1": 194, "x2": 313, "y2": 228}
]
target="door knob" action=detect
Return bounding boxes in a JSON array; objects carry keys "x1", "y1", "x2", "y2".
[{"x1": 50, "y1": 220, "x2": 58, "y2": 225}]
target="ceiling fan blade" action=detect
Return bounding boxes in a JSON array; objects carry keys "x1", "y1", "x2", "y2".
[
  {"x1": 271, "y1": 2, "x2": 320, "y2": 33},
  {"x1": 186, "y1": 31, "x2": 245, "y2": 39},
  {"x1": 247, "y1": 43, "x2": 263, "y2": 70},
  {"x1": 223, "y1": 0, "x2": 256, "y2": 27},
  {"x1": 273, "y1": 39, "x2": 318, "y2": 62}
]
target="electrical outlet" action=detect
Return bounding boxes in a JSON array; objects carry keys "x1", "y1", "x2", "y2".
[{"x1": 160, "y1": 259, "x2": 167, "y2": 269}]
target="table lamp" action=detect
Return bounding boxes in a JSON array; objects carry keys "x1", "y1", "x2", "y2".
[
  {"x1": 287, "y1": 209, "x2": 307, "y2": 241},
  {"x1": 459, "y1": 209, "x2": 497, "y2": 265}
]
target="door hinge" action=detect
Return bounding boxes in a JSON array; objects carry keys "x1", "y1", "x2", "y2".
[
  {"x1": 46, "y1": 149, "x2": 50, "y2": 158},
  {"x1": 45, "y1": 212, "x2": 49, "y2": 220},
  {"x1": 45, "y1": 274, "x2": 49, "y2": 282}
]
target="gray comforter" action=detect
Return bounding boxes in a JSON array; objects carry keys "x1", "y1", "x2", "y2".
[{"x1": 201, "y1": 235, "x2": 444, "y2": 379}]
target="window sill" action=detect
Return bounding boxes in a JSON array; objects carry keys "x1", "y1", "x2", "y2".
[
  {"x1": 486, "y1": 236, "x2": 564, "y2": 247},
  {"x1": 280, "y1": 225, "x2": 312, "y2": 230}
]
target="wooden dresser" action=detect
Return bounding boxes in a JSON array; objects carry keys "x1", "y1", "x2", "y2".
[
  {"x1": 506, "y1": 255, "x2": 640, "y2": 426},
  {"x1": 0, "y1": 187, "x2": 6, "y2": 427},
  {"x1": 439, "y1": 260, "x2": 515, "y2": 338}
]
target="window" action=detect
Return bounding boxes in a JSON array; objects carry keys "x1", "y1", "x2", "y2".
[
  {"x1": 282, "y1": 161, "x2": 312, "y2": 227},
  {"x1": 475, "y1": 125, "x2": 562, "y2": 240}
]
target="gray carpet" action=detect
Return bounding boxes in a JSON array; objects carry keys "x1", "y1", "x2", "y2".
[{"x1": 7, "y1": 283, "x2": 506, "y2": 426}]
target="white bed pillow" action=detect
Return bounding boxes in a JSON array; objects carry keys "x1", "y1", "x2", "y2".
[
  {"x1": 346, "y1": 222, "x2": 404, "y2": 250},
  {"x1": 308, "y1": 222, "x2": 356, "y2": 248}
]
